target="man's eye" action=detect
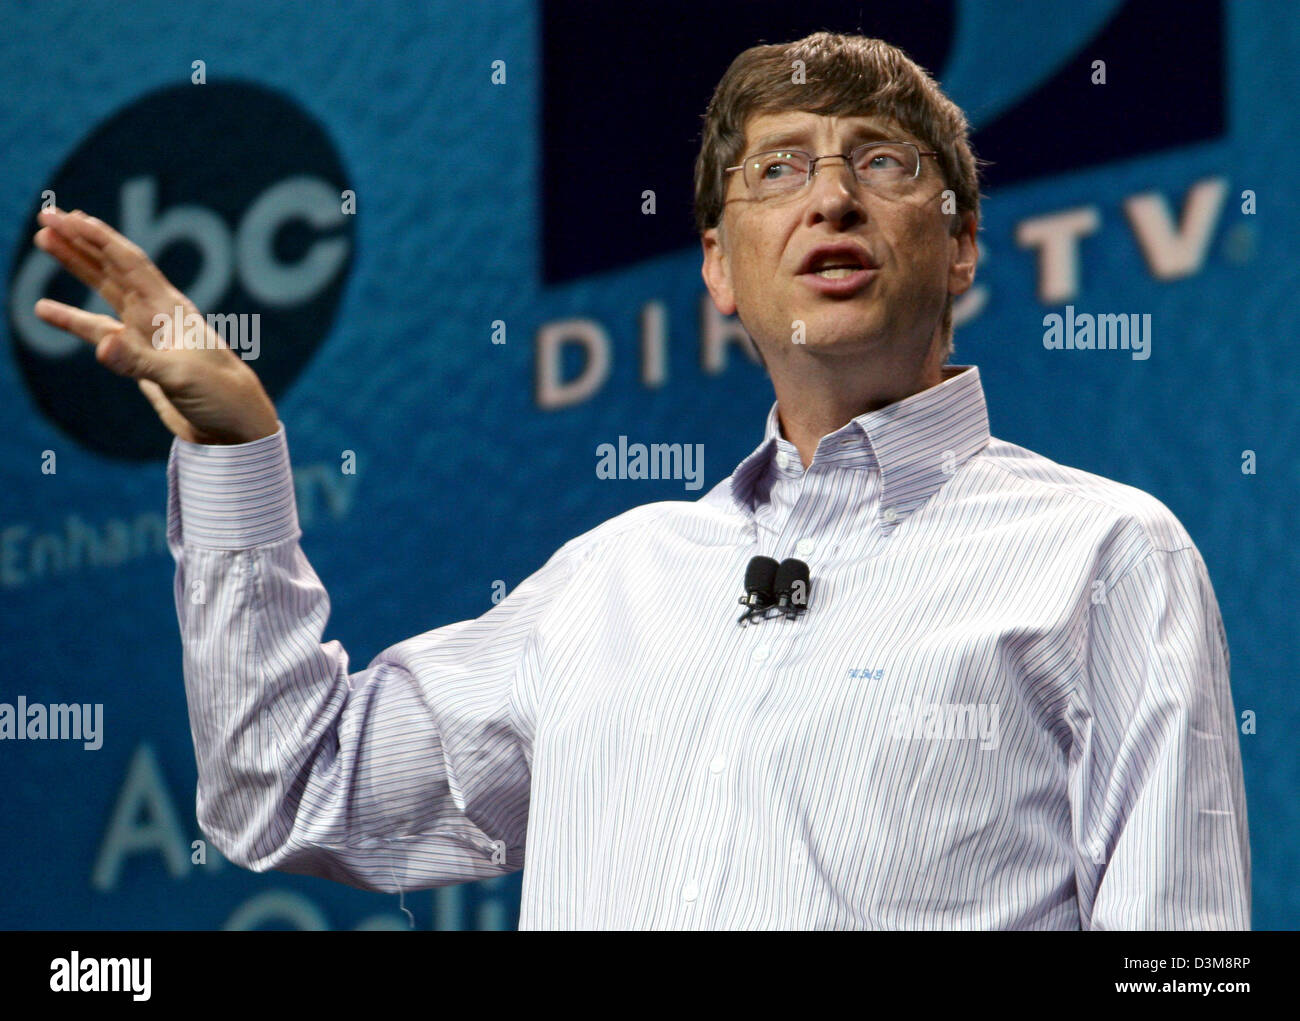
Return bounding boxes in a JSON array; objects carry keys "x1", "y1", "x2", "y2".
[
  {"x1": 761, "y1": 160, "x2": 798, "y2": 179},
  {"x1": 861, "y1": 149, "x2": 907, "y2": 172}
]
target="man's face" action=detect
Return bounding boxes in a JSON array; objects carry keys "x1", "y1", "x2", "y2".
[{"x1": 701, "y1": 110, "x2": 977, "y2": 374}]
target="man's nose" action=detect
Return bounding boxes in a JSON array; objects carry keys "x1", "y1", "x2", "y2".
[
  {"x1": 809, "y1": 154, "x2": 856, "y2": 182},
  {"x1": 805, "y1": 157, "x2": 866, "y2": 225}
]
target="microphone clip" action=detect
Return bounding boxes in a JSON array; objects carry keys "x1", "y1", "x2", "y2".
[{"x1": 736, "y1": 556, "x2": 811, "y2": 625}]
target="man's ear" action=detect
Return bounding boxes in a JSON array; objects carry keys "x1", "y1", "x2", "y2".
[
  {"x1": 701, "y1": 226, "x2": 737, "y2": 316},
  {"x1": 947, "y1": 212, "x2": 978, "y2": 298}
]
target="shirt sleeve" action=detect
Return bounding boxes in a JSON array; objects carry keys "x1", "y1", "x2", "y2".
[
  {"x1": 165, "y1": 423, "x2": 586, "y2": 894},
  {"x1": 1069, "y1": 545, "x2": 1251, "y2": 929}
]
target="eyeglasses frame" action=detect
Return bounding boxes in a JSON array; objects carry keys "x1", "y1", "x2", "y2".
[{"x1": 724, "y1": 141, "x2": 940, "y2": 197}]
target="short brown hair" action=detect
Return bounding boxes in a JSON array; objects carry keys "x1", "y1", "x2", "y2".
[{"x1": 694, "y1": 32, "x2": 986, "y2": 360}]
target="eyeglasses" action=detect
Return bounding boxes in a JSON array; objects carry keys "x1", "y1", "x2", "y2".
[{"x1": 724, "y1": 141, "x2": 939, "y2": 201}]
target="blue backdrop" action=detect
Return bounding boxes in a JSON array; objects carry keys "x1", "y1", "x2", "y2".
[{"x1": 1, "y1": 0, "x2": 1295, "y2": 929}]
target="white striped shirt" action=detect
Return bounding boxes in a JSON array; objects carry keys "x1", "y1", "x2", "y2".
[{"x1": 167, "y1": 364, "x2": 1250, "y2": 929}]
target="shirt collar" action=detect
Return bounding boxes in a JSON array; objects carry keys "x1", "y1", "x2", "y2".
[{"x1": 727, "y1": 364, "x2": 991, "y2": 519}]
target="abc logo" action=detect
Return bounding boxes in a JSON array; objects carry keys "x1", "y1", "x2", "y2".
[{"x1": 8, "y1": 81, "x2": 355, "y2": 460}]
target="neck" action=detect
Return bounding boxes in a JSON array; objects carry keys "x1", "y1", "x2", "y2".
[{"x1": 770, "y1": 345, "x2": 949, "y2": 469}]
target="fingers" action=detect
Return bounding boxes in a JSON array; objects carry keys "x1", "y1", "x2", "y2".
[
  {"x1": 53, "y1": 209, "x2": 175, "y2": 305},
  {"x1": 33, "y1": 218, "x2": 124, "y2": 309},
  {"x1": 32, "y1": 298, "x2": 123, "y2": 347},
  {"x1": 35, "y1": 208, "x2": 174, "y2": 320},
  {"x1": 36, "y1": 209, "x2": 110, "y2": 274},
  {"x1": 32, "y1": 297, "x2": 154, "y2": 379}
]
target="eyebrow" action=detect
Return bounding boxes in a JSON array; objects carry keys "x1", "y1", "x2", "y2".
[{"x1": 749, "y1": 124, "x2": 906, "y2": 152}]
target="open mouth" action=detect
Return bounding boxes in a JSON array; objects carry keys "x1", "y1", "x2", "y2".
[
  {"x1": 798, "y1": 244, "x2": 878, "y2": 276},
  {"x1": 797, "y1": 247, "x2": 879, "y2": 295}
]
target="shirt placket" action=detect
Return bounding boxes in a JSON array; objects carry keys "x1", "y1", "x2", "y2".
[{"x1": 675, "y1": 467, "x2": 829, "y2": 925}]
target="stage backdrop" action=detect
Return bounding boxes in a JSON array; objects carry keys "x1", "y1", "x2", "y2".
[{"x1": 1, "y1": 0, "x2": 1295, "y2": 929}]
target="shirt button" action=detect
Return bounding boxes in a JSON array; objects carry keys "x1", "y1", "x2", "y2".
[
  {"x1": 709, "y1": 753, "x2": 727, "y2": 775},
  {"x1": 751, "y1": 644, "x2": 770, "y2": 663},
  {"x1": 682, "y1": 880, "x2": 699, "y2": 902},
  {"x1": 794, "y1": 537, "x2": 815, "y2": 557},
  {"x1": 775, "y1": 451, "x2": 790, "y2": 469},
  {"x1": 882, "y1": 507, "x2": 899, "y2": 524}
]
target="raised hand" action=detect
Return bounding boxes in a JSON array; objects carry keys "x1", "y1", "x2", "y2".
[{"x1": 32, "y1": 207, "x2": 279, "y2": 445}]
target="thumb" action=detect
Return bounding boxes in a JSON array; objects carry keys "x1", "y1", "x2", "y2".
[
  {"x1": 136, "y1": 378, "x2": 196, "y2": 440},
  {"x1": 95, "y1": 328, "x2": 158, "y2": 380}
]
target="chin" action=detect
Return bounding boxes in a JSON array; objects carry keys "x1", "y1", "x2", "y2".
[
  {"x1": 799, "y1": 316, "x2": 884, "y2": 349},
  {"x1": 796, "y1": 335, "x2": 880, "y2": 358}
]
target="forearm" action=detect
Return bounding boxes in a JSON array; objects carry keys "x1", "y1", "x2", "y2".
[
  {"x1": 165, "y1": 428, "x2": 505, "y2": 891},
  {"x1": 174, "y1": 533, "x2": 349, "y2": 872},
  {"x1": 1078, "y1": 546, "x2": 1251, "y2": 930}
]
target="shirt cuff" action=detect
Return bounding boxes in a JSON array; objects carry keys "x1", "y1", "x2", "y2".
[{"x1": 170, "y1": 423, "x2": 300, "y2": 549}]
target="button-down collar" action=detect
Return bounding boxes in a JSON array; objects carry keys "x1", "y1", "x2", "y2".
[{"x1": 726, "y1": 364, "x2": 991, "y2": 521}]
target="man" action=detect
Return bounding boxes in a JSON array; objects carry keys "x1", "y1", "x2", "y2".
[{"x1": 32, "y1": 32, "x2": 1248, "y2": 929}]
